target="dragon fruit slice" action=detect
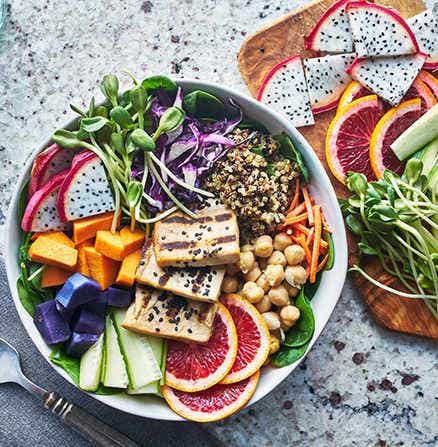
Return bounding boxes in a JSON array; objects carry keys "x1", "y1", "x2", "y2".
[
  {"x1": 407, "y1": 10, "x2": 438, "y2": 70},
  {"x1": 304, "y1": 53, "x2": 356, "y2": 114},
  {"x1": 21, "y1": 171, "x2": 71, "y2": 232},
  {"x1": 304, "y1": 0, "x2": 354, "y2": 53},
  {"x1": 347, "y1": 53, "x2": 427, "y2": 106},
  {"x1": 28, "y1": 144, "x2": 77, "y2": 198},
  {"x1": 347, "y1": 2, "x2": 419, "y2": 57},
  {"x1": 257, "y1": 55, "x2": 315, "y2": 128},
  {"x1": 57, "y1": 151, "x2": 115, "y2": 222}
]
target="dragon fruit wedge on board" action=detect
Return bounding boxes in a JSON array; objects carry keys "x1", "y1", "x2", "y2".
[
  {"x1": 28, "y1": 144, "x2": 77, "y2": 198},
  {"x1": 21, "y1": 170, "x2": 71, "y2": 232},
  {"x1": 347, "y1": 53, "x2": 427, "y2": 106},
  {"x1": 57, "y1": 150, "x2": 115, "y2": 222},
  {"x1": 304, "y1": 0, "x2": 354, "y2": 53},
  {"x1": 407, "y1": 10, "x2": 438, "y2": 70},
  {"x1": 346, "y1": 2, "x2": 419, "y2": 58},
  {"x1": 304, "y1": 53, "x2": 356, "y2": 114},
  {"x1": 257, "y1": 55, "x2": 315, "y2": 128}
]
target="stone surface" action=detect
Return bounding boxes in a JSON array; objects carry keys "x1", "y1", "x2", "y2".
[{"x1": 0, "y1": 0, "x2": 437, "y2": 446}]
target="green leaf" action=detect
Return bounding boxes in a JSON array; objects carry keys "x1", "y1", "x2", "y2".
[
  {"x1": 358, "y1": 242, "x2": 378, "y2": 256},
  {"x1": 100, "y1": 74, "x2": 119, "y2": 107},
  {"x1": 110, "y1": 132, "x2": 125, "y2": 156},
  {"x1": 16, "y1": 276, "x2": 40, "y2": 317},
  {"x1": 129, "y1": 84, "x2": 149, "y2": 113},
  {"x1": 271, "y1": 341, "x2": 309, "y2": 367},
  {"x1": 183, "y1": 90, "x2": 225, "y2": 119},
  {"x1": 238, "y1": 119, "x2": 268, "y2": 132},
  {"x1": 80, "y1": 116, "x2": 109, "y2": 133},
  {"x1": 130, "y1": 129, "x2": 156, "y2": 151},
  {"x1": 126, "y1": 180, "x2": 143, "y2": 208},
  {"x1": 141, "y1": 75, "x2": 178, "y2": 95},
  {"x1": 346, "y1": 172, "x2": 367, "y2": 195},
  {"x1": 266, "y1": 163, "x2": 275, "y2": 177},
  {"x1": 153, "y1": 106, "x2": 185, "y2": 140},
  {"x1": 274, "y1": 133, "x2": 310, "y2": 184},
  {"x1": 17, "y1": 181, "x2": 29, "y2": 225},
  {"x1": 324, "y1": 232, "x2": 335, "y2": 270},
  {"x1": 303, "y1": 270, "x2": 322, "y2": 300},
  {"x1": 283, "y1": 289, "x2": 315, "y2": 348},
  {"x1": 52, "y1": 129, "x2": 83, "y2": 149},
  {"x1": 250, "y1": 147, "x2": 264, "y2": 156},
  {"x1": 345, "y1": 214, "x2": 364, "y2": 235},
  {"x1": 110, "y1": 106, "x2": 134, "y2": 129},
  {"x1": 93, "y1": 105, "x2": 109, "y2": 119}
]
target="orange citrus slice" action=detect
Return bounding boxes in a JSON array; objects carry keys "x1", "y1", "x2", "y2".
[
  {"x1": 220, "y1": 294, "x2": 270, "y2": 385},
  {"x1": 418, "y1": 70, "x2": 438, "y2": 101},
  {"x1": 337, "y1": 81, "x2": 370, "y2": 112},
  {"x1": 326, "y1": 95, "x2": 385, "y2": 184},
  {"x1": 370, "y1": 98, "x2": 422, "y2": 179},
  {"x1": 404, "y1": 77, "x2": 436, "y2": 115},
  {"x1": 162, "y1": 371, "x2": 259, "y2": 422},
  {"x1": 165, "y1": 303, "x2": 238, "y2": 392}
]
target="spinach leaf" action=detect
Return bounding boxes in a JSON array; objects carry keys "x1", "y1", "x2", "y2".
[
  {"x1": 266, "y1": 163, "x2": 275, "y2": 177},
  {"x1": 324, "y1": 232, "x2": 335, "y2": 270},
  {"x1": 17, "y1": 181, "x2": 29, "y2": 224},
  {"x1": 183, "y1": 90, "x2": 225, "y2": 119},
  {"x1": 303, "y1": 270, "x2": 322, "y2": 300},
  {"x1": 16, "y1": 276, "x2": 41, "y2": 317},
  {"x1": 141, "y1": 76, "x2": 178, "y2": 95},
  {"x1": 271, "y1": 341, "x2": 309, "y2": 367},
  {"x1": 274, "y1": 133, "x2": 310, "y2": 184},
  {"x1": 283, "y1": 289, "x2": 315, "y2": 348},
  {"x1": 250, "y1": 146, "x2": 264, "y2": 156},
  {"x1": 237, "y1": 119, "x2": 268, "y2": 132}
]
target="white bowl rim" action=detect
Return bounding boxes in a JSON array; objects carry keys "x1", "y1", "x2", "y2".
[{"x1": 5, "y1": 78, "x2": 348, "y2": 421}]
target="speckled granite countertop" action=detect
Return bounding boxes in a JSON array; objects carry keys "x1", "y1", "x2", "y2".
[{"x1": 0, "y1": 1, "x2": 437, "y2": 446}]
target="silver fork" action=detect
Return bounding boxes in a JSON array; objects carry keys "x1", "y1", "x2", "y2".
[{"x1": 0, "y1": 337, "x2": 139, "y2": 447}]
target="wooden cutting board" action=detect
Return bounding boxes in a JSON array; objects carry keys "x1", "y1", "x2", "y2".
[{"x1": 238, "y1": 0, "x2": 438, "y2": 339}]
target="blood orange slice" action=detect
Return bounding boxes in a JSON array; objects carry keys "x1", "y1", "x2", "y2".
[
  {"x1": 403, "y1": 78, "x2": 436, "y2": 115},
  {"x1": 220, "y1": 294, "x2": 269, "y2": 384},
  {"x1": 165, "y1": 303, "x2": 238, "y2": 392},
  {"x1": 418, "y1": 71, "x2": 438, "y2": 101},
  {"x1": 162, "y1": 371, "x2": 259, "y2": 422},
  {"x1": 326, "y1": 95, "x2": 385, "y2": 184},
  {"x1": 337, "y1": 81, "x2": 370, "y2": 111},
  {"x1": 370, "y1": 98, "x2": 422, "y2": 178}
]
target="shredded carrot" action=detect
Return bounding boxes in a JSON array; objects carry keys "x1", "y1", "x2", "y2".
[
  {"x1": 295, "y1": 224, "x2": 328, "y2": 248},
  {"x1": 286, "y1": 202, "x2": 306, "y2": 217},
  {"x1": 284, "y1": 212, "x2": 308, "y2": 225},
  {"x1": 317, "y1": 254, "x2": 329, "y2": 272},
  {"x1": 310, "y1": 205, "x2": 322, "y2": 283},
  {"x1": 293, "y1": 234, "x2": 312, "y2": 265},
  {"x1": 288, "y1": 178, "x2": 300, "y2": 212},
  {"x1": 306, "y1": 227, "x2": 314, "y2": 245},
  {"x1": 302, "y1": 186, "x2": 314, "y2": 226}
]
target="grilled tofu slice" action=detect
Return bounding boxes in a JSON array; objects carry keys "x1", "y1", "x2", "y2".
[
  {"x1": 153, "y1": 201, "x2": 240, "y2": 267},
  {"x1": 122, "y1": 285, "x2": 217, "y2": 343},
  {"x1": 137, "y1": 241, "x2": 225, "y2": 303}
]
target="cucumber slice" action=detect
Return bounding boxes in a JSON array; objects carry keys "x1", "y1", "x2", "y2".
[
  {"x1": 112, "y1": 309, "x2": 162, "y2": 390},
  {"x1": 102, "y1": 315, "x2": 128, "y2": 389},
  {"x1": 421, "y1": 138, "x2": 438, "y2": 177},
  {"x1": 79, "y1": 334, "x2": 104, "y2": 392},
  {"x1": 391, "y1": 104, "x2": 438, "y2": 161}
]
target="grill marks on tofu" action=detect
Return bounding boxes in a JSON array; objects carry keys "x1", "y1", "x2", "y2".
[
  {"x1": 122, "y1": 285, "x2": 217, "y2": 343},
  {"x1": 136, "y1": 242, "x2": 225, "y2": 302},
  {"x1": 153, "y1": 202, "x2": 240, "y2": 267}
]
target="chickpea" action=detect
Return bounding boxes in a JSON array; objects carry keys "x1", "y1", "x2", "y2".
[
  {"x1": 254, "y1": 235, "x2": 274, "y2": 258},
  {"x1": 226, "y1": 263, "x2": 240, "y2": 276},
  {"x1": 274, "y1": 232, "x2": 293, "y2": 251},
  {"x1": 241, "y1": 244, "x2": 254, "y2": 253},
  {"x1": 255, "y1": 294, "x2": 272, "y2": 313},
  {"x1": 265, "y1": 264, "x2": 285, "y2": 287},
  {"x1": 256, "y1": 273, "x2": 270, "y2": 292},
  {"x1": 242, "y1": 282, "x2": 264, "y2": 304},
  {"x1": 284, "y1": 244, "x2": 306, "y2": 266},
  {"x1": 244, "y1": 262, "x2": 262, "y2": 282},
  {"x1": 280, "y1": 305, "x2": 301, "y2": 328},
  {"x1": 262, "y1": 311, "x2": 281, "y2": 331},
  {"x1": 269, "y1": 335, "x2": 280, "y2": 355},
  {"x1": 284, "y1": 265, "x2": 307, "y2": 287},
  {"x1": 221, "y1": 276, "x2": 238, "y2": 293},
  {"x1": 268, "y1": 285, "x2": 290, "y2": 307},
  {"x1": 239, "y1": 251, "x2": 255, "y2": 274},
  {"x1": 267, "y1": 250, "x2": 287, "y2": 266},
  {"x1": 284, "y1": 281, "x2": 299, "y2": 298}
]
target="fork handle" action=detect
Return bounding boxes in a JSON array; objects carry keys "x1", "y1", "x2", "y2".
[{"x1": 43, "y1": 392, "x2": 139, "y2": 447}]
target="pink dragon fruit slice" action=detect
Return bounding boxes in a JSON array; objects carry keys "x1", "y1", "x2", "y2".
[
  {"x1": 21, "y1": 171, "x2": 71, "y2": 232},
  {"x1": 57, "y1": 151, "x2": 115, "y2": 222},
  {"x1": 304, "y1": 0, "x2": 354, "y2": 53},
  {"x1": 303, "y1": 53, "x2": 356, "y2": 114},
  {"x1": 407, "y1": 10, "x2": 438, "y2": 70},
  {"x1": 28, "y1": 144, "x2": 77, "y2": 198},
  {"x1": 347, "y1": 53, "x2": 427, "y2": 106},
  {"x1": 257, "y1": 55, "x2": 315, "y2": 128},
  {"x1": 346, "y1": 2, "x2": 419, "y2": 58}
]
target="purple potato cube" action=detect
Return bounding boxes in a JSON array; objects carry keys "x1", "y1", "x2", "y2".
[
  {"x1": 83, "y1": 292, "x2": 107, "y2": 316},
  {"x1": 56, "y1": 273, "x2": 100, "y2": 310},
  {"x1": 65, "y1": 332, "x2": 99, "y2": 358},
  {"x1": 34, "y1": 300, "x2": 71, "y2": 345},
  {"x1": 55, "y1": 301, "x2": 75, "y2": 321},
  {"x1": 73, "y1": 309, "x2": 104, "y2": 335},
  {"x1": 106, "y1": 287, "x2": 132, "y2": 308}
]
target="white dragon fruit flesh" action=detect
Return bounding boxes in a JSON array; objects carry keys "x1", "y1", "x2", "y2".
[
  {"x1": 305, "y1": 0, "x2": 354, "y2": 53},
  {"x1": 407, "y1": 10, "x2": 438, "y2": 70},
  {"x1": 347, "y1": 53, "x2": 427, "y2": 106},
  {"x1": 304, "y1": 53, "x2": 356, "y2": 114},
  {"x1": 257, "y1": 55, "x2": 315, "y2": 128},
  {"x1": 57, "y1": 151, "x2": 115, "y2": 222},
  {"x1": 347, "y1": 1, "x2": 419, "y2": 57},
  {"x1": 21, "y1": 171, "x2": 71, "y2": 232}
]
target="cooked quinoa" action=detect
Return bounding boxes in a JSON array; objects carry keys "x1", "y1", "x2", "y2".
[{"x1": 203, "y1": 129, "x2": 299, "y2": 241}]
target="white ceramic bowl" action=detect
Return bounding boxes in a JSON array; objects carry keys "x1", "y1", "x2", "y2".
[{"x1": 6, "y1": 79, "x2": 348, "y2": 421}]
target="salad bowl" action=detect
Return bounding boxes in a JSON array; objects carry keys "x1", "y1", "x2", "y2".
[{"x1": 6, "y1": 79, "x2": 348, "y2": 421}]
